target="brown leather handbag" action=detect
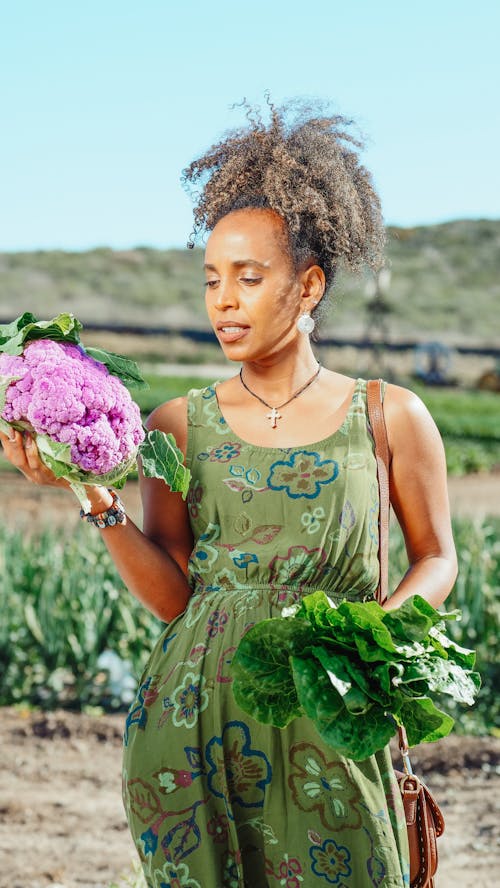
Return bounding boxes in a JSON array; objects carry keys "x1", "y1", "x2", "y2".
[{"x1": 366, "y1": 379, "x2": 445, "y2": 888}]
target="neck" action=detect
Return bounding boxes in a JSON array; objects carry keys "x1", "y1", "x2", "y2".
[{"x1": 241, "y1": 345, "x2": 319, "y2": 403}]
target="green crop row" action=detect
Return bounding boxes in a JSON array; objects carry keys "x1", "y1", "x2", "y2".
[
  {"x1": 0, "y1": 525, "x2": 162, "y2": 710},
  {"x1": 389, "y1": 517, "x2": 499, "y2": 733},
  {"x1": 1, "y1": 517, "x2": 498, "y2": 732}
]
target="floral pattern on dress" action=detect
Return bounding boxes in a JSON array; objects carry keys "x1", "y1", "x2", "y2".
[
  {"x1": 309, "y1": 837, "x2": 352, "y2": 883},
  {"x1": 267, "y1": 450, "x2": 339, "y2": 499},
  {"x1": 206, "y1": 608, "x2": 229, "y2": 637},
  {"x1": 197, "y1": 441, "x2": 242, "y2": 462},
  {"x1": 288, "y1": 741, "x2": 362, "y2": 831},
  {"x1": 301, "y1": 506, "x2": 326, "y2": 534},
  {"x1": 269, "y1": 545, "x2": 327, "y2": 589},
  {"x1": 171, "y1": 672, "x2": 209, "y2": 729},
  {"x1": 205, "y1": 720, "x2": 272, "y2": 818},
  {"x1": 224, "y1": 464, "x2": 268, "y2": 502},
  {"x1": 188, "y1": 523, "x2": 220, "y2": 575},
  {"x1": 207, "y1": 812, "x2": 230, "y2": 843},
  {"x1": 151, "y1": 857, "x2": 202, "y2": 887},
  {"x1": 265, "y1": 853, "x2": 305, "y2": 887},
  {"x1": 187, "y1": 480, "x2": 204, "y2": 519}
]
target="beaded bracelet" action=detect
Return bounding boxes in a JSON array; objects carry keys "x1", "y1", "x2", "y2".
[{"x1": 80, "y1": 489, "x2": 127, "y2": 529}]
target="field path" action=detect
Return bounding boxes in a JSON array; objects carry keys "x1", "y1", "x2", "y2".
[{"x1": 0, "y1": 708, "x2": 497, "y2": 888}]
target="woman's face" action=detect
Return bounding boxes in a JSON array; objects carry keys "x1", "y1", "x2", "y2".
[{"x1": 204, "y1": 208, "x2": 308, "y2": 364}]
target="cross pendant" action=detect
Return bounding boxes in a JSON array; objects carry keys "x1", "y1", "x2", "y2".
[{"x1": 266, "y1": 406, "x2": 282, "y2": 428}]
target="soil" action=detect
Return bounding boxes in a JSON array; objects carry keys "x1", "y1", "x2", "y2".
[
  {"x1": 0, "y1": 708, "x2": 498, "y2": 888},
  {"x1": 1, "y1": 474, "x2": 499, "y2": 886}
]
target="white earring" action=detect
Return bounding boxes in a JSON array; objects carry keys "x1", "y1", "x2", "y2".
[{"x1": 297, "y1": 312, "x2": 315, "y2": 335}]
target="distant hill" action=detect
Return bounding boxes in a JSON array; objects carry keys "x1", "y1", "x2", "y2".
[{"x1": 0, "y1": 219, "x2": 499, "y2": 343}]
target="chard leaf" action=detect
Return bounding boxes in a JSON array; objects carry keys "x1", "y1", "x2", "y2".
[
  {"x1": 296, "y1": 590, "x2": 344, "y2": 630},
  {"x1": 402, "y1": 657, "x2": 481, "y2": 706},
  {"x1": 428, "y1": 626, "x2": 477, "y2": 668},
  {"x1": 231, "y1": 618, "x2": 311, "y2": 727},
  {"x1": 230, "y1": 591, "x2": 480, "y2": 759},
  {"x1": 292, "y1": 655, "x2": 395, "y2": 760},
  {"x1": 291, "y1": 654, "x2": 344, "y2": 724},
  {"x1": 337, "y1": 600, "x2": 400, "y2": 658},
  {"x1": 346, "y1": 658, "x2": 398, "y2": 709},
  {"x1": 0, "y1": 313, "x2": 83, "y2": 355},
  {"x1": 399, "y1": 697, "x2": 454, "y2": 745},
  {"x1": 139, "y1": 430, "x2": 191, "y2": 499},
  {"x1": 371, "y1": 661, "x2": 406, "y2": 704},
  {"x1": 382, "y1": 595, "x2": 448, "y2": 642},
  {"x1": 311, "y1": 646, "x2": 372, "y2": 714},
  {"x1": 84, "y1": 346, "x2": 148, "y2": 389}
]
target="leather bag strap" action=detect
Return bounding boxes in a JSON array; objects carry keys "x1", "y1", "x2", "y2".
[
  {"x1": 366, "y1": 379, "x2": 409, "y2": 760},
  {"x1": 366, "y1": 378, "x2": 390, "y2": 606}
]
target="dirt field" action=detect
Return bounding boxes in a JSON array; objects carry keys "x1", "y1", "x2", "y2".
[
  {"x1": 1, "y1": 473, "x2": 499, "y2": 887},
  {"x1": 0, "y1": 708, "x2": 498, "y2": 888}
]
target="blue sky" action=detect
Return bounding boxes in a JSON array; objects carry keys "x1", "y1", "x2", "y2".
[{"x1": 1, "y1": 0, "x2": 498, "y2": 251}]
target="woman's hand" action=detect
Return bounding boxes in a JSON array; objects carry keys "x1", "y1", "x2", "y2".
[
  {"x1": 0, "y1": 428, "x2": 114, "y2": 511},
  {"x1": 0, "y1": 428, "x2": 69, "y2": 489}
]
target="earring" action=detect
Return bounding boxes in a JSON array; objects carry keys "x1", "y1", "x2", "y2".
[{"x1": 297, "y1": 312, "x2": 315, "y2": 334}]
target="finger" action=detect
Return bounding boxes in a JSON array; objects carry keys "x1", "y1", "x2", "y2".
[
  {"x1": 0, "y1": 428, "x2": 29, "y2": 469},
  {"x1": 0, "y1": 426, "x2": 18, "y2": 447},
  {"x1": 24, "y1": 433, "x2": 43, "y2": 471}
]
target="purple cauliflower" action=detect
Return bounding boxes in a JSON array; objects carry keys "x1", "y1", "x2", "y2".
[{"x1": 0, "y1": 339, "x2": 144, "y2": 475}]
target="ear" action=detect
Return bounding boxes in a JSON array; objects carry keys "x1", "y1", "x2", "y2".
[{"x1": 299, "y1": 264, "x2": 326, "y2": 311}]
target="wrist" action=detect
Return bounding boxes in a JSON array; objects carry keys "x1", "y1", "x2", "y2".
[
  {"x1": 80, "y1": 488, "x2": 127, "y2": 529},
  {"x1": 84, "y1": 485, "x2": 114, "y2": 515}
]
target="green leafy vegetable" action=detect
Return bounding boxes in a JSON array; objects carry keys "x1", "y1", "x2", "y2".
[
  {"x1": 399, "y1": 697, "x2": 454, "y2": 745},
  {"x1": 231, "y1": 590, "x2": 480, "y2": 760},
  {"x1": 231, "y1": 619, "x2": 311, "y2": 727},
  {"x1": 0, "y1": 313, "x2": 82, "y2": 355},
  {"x1": 0, "y1": 313, "x2": 147, "y2": 389},
  {"x1": 139, "y1": 429, "x2": 192, "y2": 499},
  {"x1": 85, "y1": 346, "x2": 148, "y2": 390}
]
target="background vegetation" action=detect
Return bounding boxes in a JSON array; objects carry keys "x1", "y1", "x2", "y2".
[{"x1": 1, "y1": 219, "x2": 500, "y2": 340}]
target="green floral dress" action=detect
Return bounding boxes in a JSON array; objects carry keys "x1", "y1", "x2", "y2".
[{"x1": 122, "y1": 379, "x2": 410, "y2": 888}]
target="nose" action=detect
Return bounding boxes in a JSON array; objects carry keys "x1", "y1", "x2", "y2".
[{"x1": 212, "y1": 279, "x2": 239, "y2": 310}]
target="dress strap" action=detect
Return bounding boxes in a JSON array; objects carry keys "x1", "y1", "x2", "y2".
[{"x1": 185, "y1": 384, "x2": 228, "y2": 467}]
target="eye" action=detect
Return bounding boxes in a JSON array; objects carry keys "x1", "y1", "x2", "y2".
[
  {"x1": 204, "y1": 279, "x2": 219, "y2": 289},
  {"x1": 241, "y1": 276, "x2": 262, "y2": 285}
]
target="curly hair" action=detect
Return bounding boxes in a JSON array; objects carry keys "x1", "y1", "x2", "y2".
[{"x1": 182, "y1": 98, "x2": 385, "y2": 307}]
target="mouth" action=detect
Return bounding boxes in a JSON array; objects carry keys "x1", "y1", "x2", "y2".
[{"x1": 216, "y1": 323, "x2": 250, "y2": 343}]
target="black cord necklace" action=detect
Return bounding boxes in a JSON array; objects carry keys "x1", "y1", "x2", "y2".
[{"x1": 239, "y1": 363, "x2": 322, "y2": 428}]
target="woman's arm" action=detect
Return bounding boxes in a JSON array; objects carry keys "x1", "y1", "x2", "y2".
[
  {"x1": 382, "y1": 384, "x2": 458, "y2": 611},
  {"x1": 0, "y1": 397, "x2": 193, "y2": 623}
]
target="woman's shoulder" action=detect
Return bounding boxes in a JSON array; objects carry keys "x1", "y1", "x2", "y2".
[
  {"x1": 382, "y1": 382, "x2": 440, "y2": 454},
  {"x1": 145, "y1": 384, "x2": 218, "y2": 456},
  {"x1": 146, "y1": 396, "x2": 188, "y2": 451},
  {"x1": 383, "y1": 381, "x2": 430, "y2": 416}
]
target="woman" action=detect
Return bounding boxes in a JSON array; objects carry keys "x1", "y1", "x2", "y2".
[{"x1": 1, "y1": 101, "x2": 457, "y2": 887}]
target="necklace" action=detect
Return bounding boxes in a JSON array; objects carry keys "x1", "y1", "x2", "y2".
[{"x1": 239, "y1": 363, "x2": 321, "y2": 428}]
